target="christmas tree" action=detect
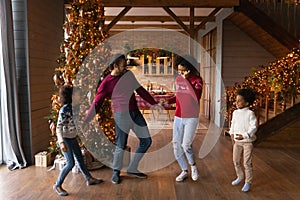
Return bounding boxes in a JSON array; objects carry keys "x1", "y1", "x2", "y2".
[{"x1": 47, "y1": 0, "x2": 116, "y2": 164}]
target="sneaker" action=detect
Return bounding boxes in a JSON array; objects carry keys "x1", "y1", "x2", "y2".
[
  {"x1": 53, "y1": 184, "x2": 68, "y2": 196},
  {"x1": 175, "y1": 171, "x2": 188, "y2": 182},
  {"x1": 127, "y1": 170, "x2": 148, "y2": 179},
  {"x1": 86, "y1": 177, "x2": 104, "y2": 186},
  {"x1": 191, "y1": 165, "x2": 199, "y2": 181},
  {"x1": 111, "y1": 171, "x2": 121, "y2": 184},
  {"x1": 231, "y1": 178, "x2": 243, "y2": 186},
  {"x1": 241, "y1": 182, "x2": 251, "y2": 192}
]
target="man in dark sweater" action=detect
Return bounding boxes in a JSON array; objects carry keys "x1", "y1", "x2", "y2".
[{"x1": 85, "y1": 54, "x2": 162, "y2": 184}]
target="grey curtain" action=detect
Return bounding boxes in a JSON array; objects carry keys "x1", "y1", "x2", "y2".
[{"x1": 0, "y1": 0, "x2": 27, "y2": 169}]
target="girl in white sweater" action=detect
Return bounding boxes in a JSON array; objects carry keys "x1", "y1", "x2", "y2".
[{"x1": 229, "y1": 88, "x2": 257, "y2": 192}]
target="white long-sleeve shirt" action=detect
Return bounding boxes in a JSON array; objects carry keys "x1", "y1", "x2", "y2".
[{"x1": 229, "y1": 107, "x2": 257, "y2": 143}]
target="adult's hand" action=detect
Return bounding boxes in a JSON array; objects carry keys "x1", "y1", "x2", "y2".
[{"x1": 152, "y1": 104, "x2": 164, "y2": 112}]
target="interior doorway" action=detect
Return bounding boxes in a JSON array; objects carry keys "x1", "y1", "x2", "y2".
[{"x1": 200, "y1": 28, "x2": 217, "y2": 120}]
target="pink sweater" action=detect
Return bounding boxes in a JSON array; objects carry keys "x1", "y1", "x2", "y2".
[{"x1": 168, "y1": 75, "x2": 203, "y2": 118}]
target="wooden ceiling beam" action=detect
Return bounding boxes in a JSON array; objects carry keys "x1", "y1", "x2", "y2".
[
  {"x1": 190, "y1": 7, "x2": 195, "y2": 38},
  {"x1": 105, "y1": 16, "x2": 212, "y2": 22},
  {"x1": 106, "y1": 6, "x2": 132, "y2": 32},
  {"x1": 106, "y1": 24, "x2": 182, "y2": 29},
  {"x1": 99, "y1": 0, "x2": 239, "y2": 7},
  {"x1": 195, "y1": 7, "x2": 221, "y2": 31},
  {"x1": 63, "y1": 1, "x2": 229, "y2": 33},
  {"x1": 107, "y1": 30, "x2": 188, "y2": 37},
  {"x1": 163, "y1": 7, "x2": 190, "y2": 34}
]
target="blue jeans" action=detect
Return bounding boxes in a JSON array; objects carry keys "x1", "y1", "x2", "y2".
[
  {"x1": 112, "y1": 110, "x2": 152, "y2": 172},
  {"x1": 173, "y1": 116, "x2": 199, "y2": 171},
  {"x1": 56, "y1": 137, "x2": 91, "y2": 186}
]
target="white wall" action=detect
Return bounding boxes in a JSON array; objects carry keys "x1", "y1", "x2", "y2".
[
  {"x1": 222, "y1": 20, "x2": 275, "y2": 87},
  {"x1": 198, "y1": 8, "x2": 233, "y2": 127},
  {"x1": 198, "y1": 8, "x2": 275, "y2": 127}
]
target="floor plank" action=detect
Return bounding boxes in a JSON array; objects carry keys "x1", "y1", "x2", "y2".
[{"x1": 1, "y1": 118, "x2": 300, "y2": 200}]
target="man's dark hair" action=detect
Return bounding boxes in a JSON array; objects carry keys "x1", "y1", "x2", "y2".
[
  {"x1": 59, "y1": 85, "x2": 73, "y2": 105},
  {"x1": 237, "y1": 88, "x2": 256, "y2": 105},
  {"x1": 108, "y1": 54, "x2": 126, "y2": 70}
]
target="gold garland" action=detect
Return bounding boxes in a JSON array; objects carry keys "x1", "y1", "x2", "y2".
[{"x1": 223, "y1": 48, "x2": 300, "y2": 121}]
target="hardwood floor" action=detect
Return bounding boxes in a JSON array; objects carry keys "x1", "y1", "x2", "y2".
[{"x1": 1, "y1": 120, "x2": 300, "y2": 200}]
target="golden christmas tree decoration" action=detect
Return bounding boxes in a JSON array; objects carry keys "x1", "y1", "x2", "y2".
[{"x1": 47, "y1": 0, "x2": 115, "y2": 160}]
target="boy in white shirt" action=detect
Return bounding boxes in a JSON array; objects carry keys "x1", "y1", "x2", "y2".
[{"x1": 229, "y1": 88, "x2": 257, "y2": 192}]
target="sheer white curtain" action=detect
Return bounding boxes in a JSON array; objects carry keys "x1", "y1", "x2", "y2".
[{"x1": 0, "y1": 0, "x2": 27, "y2": 169}]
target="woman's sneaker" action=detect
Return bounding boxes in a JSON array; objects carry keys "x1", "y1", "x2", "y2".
[
  {"x1": 191, "y1": 165, "x2": 199, "y2": 181},
  {"x1": 176, "y1": 171, "x2": 188, "y2": 182}
]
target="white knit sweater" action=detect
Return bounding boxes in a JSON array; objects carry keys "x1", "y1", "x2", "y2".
[{"x1": 229, "y1": 107, "x2": 257, "y2": 143}]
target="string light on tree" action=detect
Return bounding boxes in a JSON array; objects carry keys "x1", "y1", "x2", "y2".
[
  {"x1": 223, "y1": 48, "x2": 300, "y2": 122},
  {"x1": 47, "y1": 0, "x2": 116, "y2": 161}
]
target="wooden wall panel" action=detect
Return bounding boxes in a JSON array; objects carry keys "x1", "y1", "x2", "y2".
[
  {"x1": 222, "y1": 19, "x2": 275, "y2": 87},
  {"x1": 27, "y1": 0, "x2": 64, "y2": 163}
]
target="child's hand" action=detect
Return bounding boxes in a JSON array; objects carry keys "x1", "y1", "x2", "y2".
[
  {"x1": 230, "y1": 134, "x2": 235, "y2": 145},
  {"x1": 235, "y1": 134, "x2": 243, "y2": 140},
  {"x1": 60, "y1": 142, "x2": 67, "y2": 152}
]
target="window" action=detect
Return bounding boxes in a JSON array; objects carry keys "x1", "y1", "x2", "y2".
[
  {"x1": 140, "y1": 54, "x2": 174, "y2": 76},
  {"x1": 127, "y1": 48, "x2": 174, "y2": 76}
]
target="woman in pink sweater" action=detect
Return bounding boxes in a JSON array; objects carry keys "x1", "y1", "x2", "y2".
[{"x1": 167, "y1": 55, "x2": 203, "y2": 182}]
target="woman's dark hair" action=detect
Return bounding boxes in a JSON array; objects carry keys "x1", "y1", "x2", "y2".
[
  {"x1": 108, "y1": 54, "x2": 126, "y2": 70},
  {"x1": 59, "y1": 85, "x2": 73, "y2": 105},
  {"x1": 175, "y1": 55, "x2": 200, "y2": 76},
  {"x1": 237, "y1": 88, "x2": 256, "y2": 105}
]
